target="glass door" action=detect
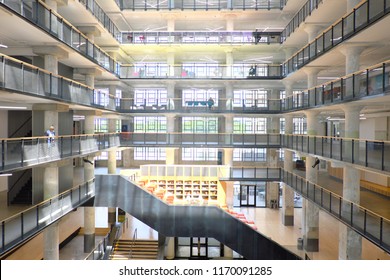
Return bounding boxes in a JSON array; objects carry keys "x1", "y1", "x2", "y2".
[{"x1": 240, "y1": 185, "x2": 256, "y2": 207}]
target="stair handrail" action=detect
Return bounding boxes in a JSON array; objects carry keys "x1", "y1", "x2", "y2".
[
  {"x1": 9, "y1": 116, "x2": 32, "y2": 138},
  {"x1": 128, "y1": 228, "x2": 137, "y2": 259}
]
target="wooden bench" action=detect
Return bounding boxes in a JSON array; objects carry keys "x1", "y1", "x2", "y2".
[{"x1": 360, "y1": 180, "x2": 390, "y2": 197}]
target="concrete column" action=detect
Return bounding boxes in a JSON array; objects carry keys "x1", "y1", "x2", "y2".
[
  {"x1": 165, "y1": 237, "x2": 175, "y2": 259},
  {"x1": 267, "y1": 108, "x2": 280, "y2": 208},
  {"x1": 304, "y1": 67, "x2": 322, "y2": 89},
  {"x1": 43, "y1": 223, "x2": 59, "y2": 260},
  {"x1": 166, "y1": 15, "x2": 176, "y2": 31},
  {"x1": 167, "y1": 50, "x2": 175, "y2": 77},
  {"x1": 344, "y1": 105, "x2": 362, "y2": 139},
  {"x1": 340, "y1": 45, "x2": 365, "y2": 96},
  {"x1": 166, "y1": 114, "x2": 178, "y2": 164},
  {"x1": 77, "y1": 26, "x2": 101, "y2": 44},
  {"x1": 338, "y1": 104, "x2": 362, "y2": 259},
  {"x1": 343, "y1": 105, "x2": 363, "y2": 159},
  {"x1": 303, "y1": 110, "x2": 320, "y2": 251},
  {"x1": 282, "y1": 79, "x2": 296, "y2": 225},
  {"x1": 225, "y1": 82, "x2": 233, "y2": 110},
  {"x1": 340, "y1": 45, "x2": 365, "y2": 76},
  {"x1": 33, "y1": 46, "x2": 68, "y2": 75},
  {"x1": 167, "y1": 81, "x2": 176, "y2": 109},
  {"x1": 225, "y1": 14, "x2": 236, "y2": 31},
  {"x1": 74, "y1": 68, "x2": 102, "y2": 88},
  {"x1": 224, "y1": 115, "x2": 233, "y2": 145},
  {"x1": 282, "y1": 150, "x2": 295, "y2": 225},
  {"x1": 107, "y1": 117, "x2": 118, "y2": 175},
  {"x1": 225, "y1": 49, "x2": 234, "y2": 77},
  {"x1": 303, "y1": 23, "x2": 325, "y2": 42},
  {"x1": 79, "y1": 110, "x2": 99, "y2": 253},
  {"x1": 84, "y1": 206, "x2": 95, "y2": 252}
]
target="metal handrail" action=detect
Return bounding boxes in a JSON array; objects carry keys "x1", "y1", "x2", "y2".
[{"x1": 128, "y1": 228, "x2": 138, "y2": 259}]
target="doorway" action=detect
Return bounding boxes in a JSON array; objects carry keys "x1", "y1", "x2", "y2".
[{"x1": 240, "y1": 185, "x2": 256, "y2": 207}]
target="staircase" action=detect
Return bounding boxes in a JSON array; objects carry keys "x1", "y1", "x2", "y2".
[
  {"x1": 10, "y1": 177, "x2": 32, "y2": 205},
  {"x1": 110, "y1": 239, "x2": 159, "y2": 260}
]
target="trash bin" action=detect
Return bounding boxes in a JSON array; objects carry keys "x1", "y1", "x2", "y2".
[{"x1": 297, "y1": 238, "x2": 304, "y2": 250}]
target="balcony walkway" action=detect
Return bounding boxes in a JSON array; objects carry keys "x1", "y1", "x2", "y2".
[{"x1": 1, "y1": 167, "x2": 389, "y2": 259}]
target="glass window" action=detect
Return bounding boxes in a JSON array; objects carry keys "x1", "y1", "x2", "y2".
[
  {"x1": 233, "y1": 117, "x2": 267, "y2": 134},
  {"x1": 293, "y1": 117, "x2": 307, "y2": 134},
  {"x1": 233, "y1": 89, "x2": 268, "y2": 108},
  {"x1": 182, "y1": 89, "x2": 218, "y2": 106},
  {"x1": 182, "y1": 117, "x2": 218, "y2": 133},
  {"x1": 134, "y1": 147, "x2": 166, "y2": 160},
  {"x1": 96, "y1": 151, "x2": 122, "y2": 160},
  {"x1": 95, "y1": 118, "x2": 108, "y2": 133},
  {"x1": 233, "y1": 148, "x2": 267, "y2": 161},
  {"x1": 182, "y1": 148, "x2": 217, "y2": 161},
  {"x1": 134, "y1": 89, "x2": 167, "y2": 107},
  {"x1": 134, "y1": 116, "x2": 167, "y2": 132}
]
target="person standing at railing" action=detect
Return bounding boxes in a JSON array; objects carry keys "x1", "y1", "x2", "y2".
[
  {"x1": 208, "y1": 97, "x2": 214, "y2": 109},
  {"x1": 45, "y1": 125, "x2": 56, "y2": 145}
]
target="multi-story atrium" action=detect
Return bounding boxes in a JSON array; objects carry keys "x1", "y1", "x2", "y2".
[{"x1": 0, "y1": 0, "x2": 390, "y2": 260}]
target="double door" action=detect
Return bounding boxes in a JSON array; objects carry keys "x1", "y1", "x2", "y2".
[{"x1": 240, "y1": 184, "x2": 265, "y2": 207}]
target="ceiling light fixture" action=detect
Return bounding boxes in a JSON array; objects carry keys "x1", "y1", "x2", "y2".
[
  {"x1": 0, "y1": 43, "x2": 8, "y2": 48},
  {"x1": 0, "y1": 106, "x2": 28, "y2": 110}
]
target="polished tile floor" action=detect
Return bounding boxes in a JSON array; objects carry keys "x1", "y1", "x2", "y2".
[{"x1": 1, "y1": 167, "x2": 390, "y2": 260}]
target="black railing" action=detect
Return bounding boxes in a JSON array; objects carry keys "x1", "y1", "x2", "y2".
[
  {"x1": 0, "y1": 133, "x2": 119, "y2": 173},
  {"x1": 0, "y1": 179, "x2": 95, "y2": 257},
  {"x1": 281, "y1": 0, "x2": 323, "y2": 42},
  {"x1": 0, "y1": 0, "x2": 120, "y2": 76},
  {"x1": 118, "y1": 0, "x2": 288, "y2": 11},
  {"x1": 121, "y1": 31, "x2": 282, "y2": 44},
  {"x1": 283, "y1": 0, "x2": 390, "y2": 76}
]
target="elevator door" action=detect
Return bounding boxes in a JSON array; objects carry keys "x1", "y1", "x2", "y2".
[{"x1": 240, "y1": 185, "x2": 256, "y2": 207}]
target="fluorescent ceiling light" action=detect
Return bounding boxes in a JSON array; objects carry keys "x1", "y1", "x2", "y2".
[
  {"x1": 0, "y1": 173, "x2": 12, "y2": 176},
  {"x1": 0, "y1": 106, "x2": 28, "y2": 110},
  {"x1": 0, "y1": 43, "x2": 8, "y2": 48}
]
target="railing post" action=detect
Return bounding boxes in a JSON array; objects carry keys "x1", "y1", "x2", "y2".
[
  {"x1": 1, "y1": 220, "x2": 5, "y2": 253},
  {"x1": 1, "y1": 140, "x2": 4, "y2": 171},
  {"x1": 21, "y1": 139, "x2": 24, "y2": 167},
  {"x1": 21, "y1": 212, "x2": 24, "y2": 239},
  {"x1": 381, "y1": 142, "x2": 385, "y2": 171}
]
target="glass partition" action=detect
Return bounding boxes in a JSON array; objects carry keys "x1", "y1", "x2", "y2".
[
  {"x1": 120, "y1": 0, "x2": 288, "y2": 10},
  {"x1": 0, "y1": 0, "x2": 119, "y2": 75},
  {"x1": 283, "y1": 0, "x2": 390, "y2": 76},
  {"x1": 0, "y1": 179, "x2": 95, "y2": 255},
  {"x1": 280, "y1": 170, "x2": 390, "y2": 253},
  {"x1": 0, "y1": 133, "x2": 120, "y2": 173},
  {"x1": 120, "y1": 63, "x2": 283, "y2": 79}
]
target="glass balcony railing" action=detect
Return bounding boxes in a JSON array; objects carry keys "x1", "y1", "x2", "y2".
[
  {"x1": 117, "y1": 0, "x2": 288, "y2": 11},
  {"x1": 0, "y1": 54, "x2": 116, "y2": 111},
  {"x1": 283, "y1": 0, "x2": 390, "y2": 76},
  {"x1": 281, "y1": 170, "x2": 390, "y2": 253},
  {"x1": 121, "y1": 31, "x2": 282, "y2": 44},
  {"x1": 282, "y1": 60, "x2": 390, "y2": 110},
  {"x1": 119, "y1": 132, "x2": 282, "y2": 148},
  {"x1": 281, "y1": 134, "x2": 390, "y2": 172},
  {"x1": 0, "y1": 133, "x2": 120, "y2": 173},
  {"x1": 120, "y1": 63, "x2": 283, "y2": 79},
  {"x1": 281, "y1": 0, "x2": 323, "y2": 42},
  {"x1": 0, "y1": 179, "x2": 95, "y2": 256},
  {"x1": 78, "y1": 0, "x2": 122, "y2": 42},
  {"x1": 0, "y1": 0, "x2": 120, "y2": 76},
  {"x1": 118, "y1": 97, "x2": 281, "y2": 113},
  {"x1": 1, "y1": 132, "x2": 389, "y2": 174}
]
